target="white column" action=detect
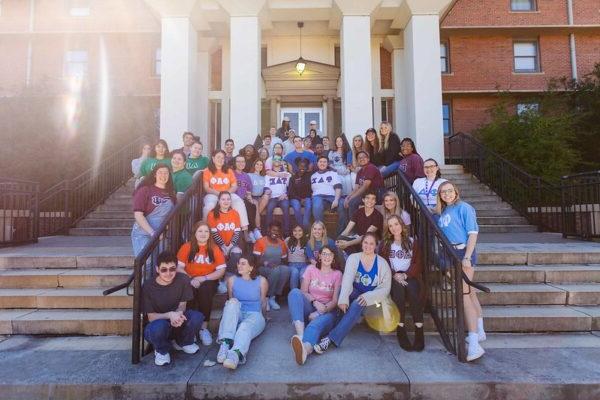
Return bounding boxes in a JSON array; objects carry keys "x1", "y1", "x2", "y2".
[
  {"x1": 403, "y1": 15, "x2": 444, "y2": 164},
  {"x1": 159, "y1": 17, "x2": 198, "y2": 149},
  {"x1": 392, "y1": 47, "x2": 409, "y2": 137},
  {"x1": 340, "y1": 15, "x2": 373, "y2": 135},
  {"x1": 229, "y1": 16, "x2": 261, "y2": 147},
  {"x1": 196, "y1": 50, "x2": 209, "y2": 148},
  {"x1": 371, "y1": 38, "x2": 382, "y2": 129}
]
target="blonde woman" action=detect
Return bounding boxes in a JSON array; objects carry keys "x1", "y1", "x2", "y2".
[
  {"x1": 435, "y1": 181, "x2": 486, "y2": 362},
  {"x1": 377, "y1": 121, "x2": 402, "y2": 178},
  {"x1": 305, "y1": 221, "x2": 338, "y2": 265},
  {"x1": 376, "y1": 191, "x2": 411, "y2": 233}
]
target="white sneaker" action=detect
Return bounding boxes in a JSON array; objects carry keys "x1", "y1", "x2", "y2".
[
  {"x1": 171, "y1": 340, "x2": 199, "y2": 354},
  {"x1": 253, "y1": 228, "x2": 263, "y2": 240},
  {"x1": 465, "y1": 330, "x2": 487, "y2": 344},
  {"x1": 217, "y1": 280, "x2": 227, "y2": 294},
  {"x1": 268, "y1": 296, "x2": 281, "y2": 310},
  {"x1": 223, "y1": 350, "x2": 239, "y2": 370},
  {"x1": 466, "y1": 340, "x2": 485, "y2": 362},
  {"x1": 199, "y1": 328, "x2": 213, "y2": 346},
  {"x1": 154, "y1": 351, "x2": 171, "y2": 366},
  {"x1": 217, "y1": 341, "x2": 230, "y2": 364}
]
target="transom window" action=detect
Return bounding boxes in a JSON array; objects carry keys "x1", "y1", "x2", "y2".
[
  {"x1": 511, "y1": 0, "x2": 536, "y2": 12},
  {"x1": 440, "y1": 42, "x2": 449, "y2": 73},
  {"x1": 69, "y1": 0, "x2": 90, "y2": 17},
  {"x1": 513, "y1": 41, "x2": 539, "y2": 73}
]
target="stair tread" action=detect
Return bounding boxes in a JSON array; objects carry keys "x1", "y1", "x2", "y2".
[
  {"x1": 0, "y1": 309, "x2": 131, "y2": 321},
  {"x1": 0, "y1": 288, "x2": 129, "y2": 296}
]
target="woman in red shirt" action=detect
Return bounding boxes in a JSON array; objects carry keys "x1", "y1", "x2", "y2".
[{"x1": 177, "y1": 221, "x2": 226, "y2": 346}]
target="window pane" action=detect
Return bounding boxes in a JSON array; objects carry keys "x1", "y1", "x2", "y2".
[
  {"x1": 511, "y1": 0, "x2": 534, "y2": 11},
  {"x1": 517, "y1": 103, "x2": 539, "y2": 115},
  {"x1": 284, "y1": 112, "x2": 300, "y2": 135},
  {"x1": 515, "y1": 57, "x2": 536, "y2": 71},
  {"x1": 441, "y1": 58, "x2": 447, "y2": 73},
  {"x1": 304, "y1": 112, "x2": 320, "y2": 136},
  {"x1": 514, "y1": 42, "x2": 536, "y2": 57},
  {"x1": 443, "y1": 120, "x2": 450, "y2": 135},
  {"x1": 440, "y1": 43, "x2": 447, "y2": 57},
  {"x1": 442, "y1": 104, "x2": 450, "y2": 119}
]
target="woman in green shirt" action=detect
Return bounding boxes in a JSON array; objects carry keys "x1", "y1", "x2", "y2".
[
  {"x1": 186, "y1": 141, "x2": 209, "y2": 175},
  {"x1": 140, "y1": 139, "x2": 171, "y2": 177},
  {"x1": 171, "y1": 150, "x2": 193, "y2": 195}
]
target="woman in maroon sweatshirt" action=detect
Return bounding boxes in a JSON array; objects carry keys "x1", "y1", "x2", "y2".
[{"x1": 398, "y1": 138, "x2": 425, "y2": 184}]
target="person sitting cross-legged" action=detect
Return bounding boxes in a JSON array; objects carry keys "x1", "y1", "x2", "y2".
[
  {"x1": 344, "y1": 150, "x2": 383, "y2": 220},
  {"x1": 143, "y1": 251, "x2": 204, "y2": 366},
  {"x1": 336, "y1": 190, "x2": 383, "y2": 256},
  {"x1": 288, "y1": 246, "x2": 342, "y2": 365},
  {"x1": 313, "y1": 233, "x2": 391, "y2": 354}
]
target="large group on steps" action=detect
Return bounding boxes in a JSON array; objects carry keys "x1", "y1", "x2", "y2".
[{"x1": 130, "y1": 122, "x2": 486, "y2": 368}]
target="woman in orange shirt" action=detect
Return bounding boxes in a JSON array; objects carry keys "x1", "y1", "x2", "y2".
[
  {"x1": 203, "y1": 149, "x2": 250, "y2": 233},
  {"x1": 207, "y1": 192, "x2": 243, "y2": 274},
  {"x1": 177, "y1": 221, "x2": 226, "y2": 346}
]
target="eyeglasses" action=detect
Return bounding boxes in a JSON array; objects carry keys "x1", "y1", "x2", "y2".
[
  {"x1": 439, "y1": 189, "x2": 455, "y2": 195},
  {"x1": 159, "y1": 266, "x2": 177, "y2": 273},
  {"x1": 320, "y1": 252, "x2": 334, "y2": 257}
]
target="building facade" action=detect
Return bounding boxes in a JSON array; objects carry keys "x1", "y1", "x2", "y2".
[{"x1": 1, "y1": 0, "x2": 599, "y2": 165}]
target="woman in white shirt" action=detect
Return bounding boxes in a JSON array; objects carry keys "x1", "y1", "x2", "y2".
[{"x1": 412, "y1": 158, "x2": 447, "y2": 212}]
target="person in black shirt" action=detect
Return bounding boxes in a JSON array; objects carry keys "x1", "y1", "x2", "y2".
[
  {"x1": 143, "y1": 251, "x2": 204, "y2": 366},
  {"x1": 289, "y1": 159, "x2": 313, "y2": 231}
]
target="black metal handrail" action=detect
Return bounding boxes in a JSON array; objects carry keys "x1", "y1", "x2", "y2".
[
  {"x1": 38, "y1": 136, "x2": 148, "y2": 237},
  {"x1": 446, "y1": 132, "x2": 562, "y2": 232},
  {"x1": 386, "y1": 172, "x2": 489, "y2": 362},
  {"x1": 560, "y1": 171, "x2": 600, "y2": 240},
  {"x1": 103, "y1": 172, "x2": 204, "y2": 364},
  {"x1": 0, "y1": 178, "x2": 40, "y2": 246}
]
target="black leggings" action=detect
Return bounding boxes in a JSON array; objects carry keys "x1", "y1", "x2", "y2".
[
  {"x1": 390, "y1": 277, "x2": 423, "y2": 324},
  {"x1": 188, "y1": 279, "x2": 219, "y2": 322}
]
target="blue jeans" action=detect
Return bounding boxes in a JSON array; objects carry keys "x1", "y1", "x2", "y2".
[
  {"x1": 380, "y1": 161, "x2": 401, "y2": 179},
  {"x1": 312, "y1": 195, "x2": 347, "y2": 236},
  {"x1": 144, "y1": 310, "x2": 204, "y2": 355},
  {"x1": 287, "y1": 288, "x2": 337, "y2": 346},
  {"x1": 290, "y1": 198, "x2": 312, "y2": 231},
  {"x1": 289, "y1": 262, "x2": 308, "y2": 289},
  {"x1": 327, "y1": 289, "x2": 365, "y2": 347},
  {"x1": 266, "y1": 197, "x2": 290, "y2": 235}
]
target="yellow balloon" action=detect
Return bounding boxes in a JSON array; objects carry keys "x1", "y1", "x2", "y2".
[{"x1": 364, "y1": 298, "x2": 401, "y2": 333}]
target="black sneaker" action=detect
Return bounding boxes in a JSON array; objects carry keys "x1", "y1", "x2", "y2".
[
  {"x1": 413, "y1": 326, "x2": 425, "y2": 352},
  {"x1": 313, "y1": 337, "x2": 332, "y2": 354},
  {"x1": 396, "y1": 326, "x2": 412, "y2": 351}
]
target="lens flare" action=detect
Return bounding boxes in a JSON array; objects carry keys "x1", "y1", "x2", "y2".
[{"x1": 364, "y1": 298, "x2": 401, "y2": 333}]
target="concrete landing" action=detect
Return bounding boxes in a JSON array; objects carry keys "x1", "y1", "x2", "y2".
[{"x1": 1, "y1": 318, "x2": 599, "y2": 400}]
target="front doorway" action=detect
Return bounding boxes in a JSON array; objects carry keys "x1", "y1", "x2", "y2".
[{"x1": 280, "y1": 108, "x2": 323, "y2": 137}]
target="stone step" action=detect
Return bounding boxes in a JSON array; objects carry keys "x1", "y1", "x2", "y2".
[
  {"x1": 0, "y1": 268, "x2": 131, "y2": 288},
  {"x1": 478, "y1": 249, "x2": 600, "y2": 266},
  {"x1": 480, "y1": 283, "x2": 600, "y2": 306},
  {"x1": 0, "y1": 288, "x2": 132, "y2": 309},
  {"x1": 0, "y1": 255, "x2": 133, "y2": 270},
  {"x1": 78, "y1": 219, "x2": 134, "y2": 228},
  {"x1": 69, "y1": 228, "x2": 131, "y2": 236},
  {"x1": 96, "y1": 204, "x2": 131, "y2": 212},
  {"x1": 439, "y1": 165, "x2": 464, "y2": 172},
  {"x1": 458, "y1": 195, "x2": 501, "y2": 203},
  {"x1": 477, "y1": 216, "x2": 529, "y2": 225},
  {"x1": 465, "y1": 202, "x2": 513, "y2": 211},
  {"x1": 88, "y1": 211, "x2": 133, "y2": 219},
  {"x1": 475, "y1": 265, "x2": 600, "y2": 284},
  {"x1": 475, "y1": 209, "x2": 521, "y2": 217},
  {"x1": 479, "y1": 224, "x2": 537, "y2": 233},
  {"x1": 481, "y1": 305, "x2": 595, "y2": 332},
  {"x1": 103, "y1": 199, "x2": 133, "y2": 207},
  {"x1": 0, "y1": 309, "x2": 131, "y2": 335}
]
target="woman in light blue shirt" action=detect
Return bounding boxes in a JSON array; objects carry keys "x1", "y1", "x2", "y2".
[{"x1": 435, "y1": 181, "x2": 485, "y2": 362}]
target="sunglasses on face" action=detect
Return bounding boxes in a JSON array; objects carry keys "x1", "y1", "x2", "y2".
[{"x1": 159, "y1": 266, "x2": 177, "y2": 273}]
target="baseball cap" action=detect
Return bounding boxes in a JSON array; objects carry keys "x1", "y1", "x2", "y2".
[
  {"x1": 283, "y1": 116, "x2": 290, "y2": 122},
  {"x1": 309, "y1": 120, "x2": 317, "y2": 125}
]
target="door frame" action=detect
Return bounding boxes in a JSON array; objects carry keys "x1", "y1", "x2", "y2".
[{"x1": 280, "y1": 107, "x2": 323, "y2": 137}]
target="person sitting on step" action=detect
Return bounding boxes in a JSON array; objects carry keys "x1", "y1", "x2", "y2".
[
  {"x1": 143, "y1": 251, "x2": 204, "y2": 366},
  {"x1": 207, "y1": 192, "x2": 244, "y2": 278},
  {"x1": 380, "y1": 215, "x2": 424, "y2": 352},
  {"x1": 304, "y1": 220, "x2": 338, "y2": 267},
  {"x1": 310, "y1": 156, "x2": 347, "y2": 236},
  {"x1": 170, "y1": 150, "x2": 193, "y2": 196},
  {"x1": 140, "y1": 139, "x2": 171, "y2": 178},
  {"x1": 286, "y1": 224, "x2": 309, "y2": 290},
  {"x1": 217, "y1": 255, "x2": 268, "y2": 370},
  {"x1": 264, "y1": 156, "x2": 291, "y2": 236},
  {"x1": 288, "y1": 246, "x2": 342, "y2": 365},
  {"x1": 253, "y1": 221, "x2": 290, "y2": 311},
  {"x1": 176, "y1": 221, "x2": 227, "y2": 347},
  {"x1": 313, "y1": 232, "x2": 391, "y2": 354},
  {"x1": 185, "y1": 140, "x2": 209, "y2": 176},
  {"x1": 288, "y1": 159, "x2": 313, "y2": 232},
  {"x1": 336, "y1": 190, "x2": 383, "y2": 256}
]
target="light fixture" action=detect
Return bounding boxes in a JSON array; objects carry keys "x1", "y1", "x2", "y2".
[{"x1": 295, "y1": 22, "x2": 306, "y2": 75}]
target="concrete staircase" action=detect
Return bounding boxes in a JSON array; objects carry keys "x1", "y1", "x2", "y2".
[{"x1": 440, "y1": 165, "x2": 537, "y2": 234}]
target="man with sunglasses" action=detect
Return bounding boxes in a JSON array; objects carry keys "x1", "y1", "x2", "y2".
[{"x1": 143, "y1": 251, "x2": 204, "y2": 366}]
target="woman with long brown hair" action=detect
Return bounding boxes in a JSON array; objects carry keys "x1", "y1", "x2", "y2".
[
  {"x1": 176, "y1": 221, "x2": 227, "y2": 346},
  {"x1": 363, "y1": 128, "x2": 379, "y2": 164}
]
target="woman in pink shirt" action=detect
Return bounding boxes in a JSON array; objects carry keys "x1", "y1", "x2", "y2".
[{"x1": 287, "y1": 246, "x2": 342, "y2": 365}]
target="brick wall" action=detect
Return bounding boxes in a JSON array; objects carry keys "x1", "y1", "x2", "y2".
[
  {"x1": 442, "y1": 34, "x2": 572, "y2": 92},
  {"x1": 445, "y1": 96, "x2": 498, "y2": 134},
  {"x1": 380, "y1": 47, "x2": 393, "y2": 89},
  {"x1": 576, "y1": 34, "x2": 600, "y2": 78},
  {"x1": 442, "y1": 0, "x2": 568, "y2": 26},
  {"x1": 573, "y1": 1, "x2": 600, "y2": 25}
]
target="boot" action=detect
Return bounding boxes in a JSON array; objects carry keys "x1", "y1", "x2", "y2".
[
  {"x1": 413, "y1": 326, "x2": 425, "y2": 352},
  {"x1": 396, "y1": 325, "x2": 412, "y2": 351}
]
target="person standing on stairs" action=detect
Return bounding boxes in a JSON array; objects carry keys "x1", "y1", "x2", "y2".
[
  {"x1": 176, "y1": 221, "x2": 227, "y2": 347},
  {"x1": 435, "y1": 181, "x2": 486, "y2": 362},
  {"x1": 143, "y1": 251, "x2": 204, "y2": 366},
  {"x1": 380, "y1": 215, "x2": 424, "y2": 352},
  {"x1": 131, "y1": 164, "x2": 175, "y2": 257}
]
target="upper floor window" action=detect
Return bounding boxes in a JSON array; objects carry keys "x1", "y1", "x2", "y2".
[
  {"x1": 440, "y1": 42, "x2": 449, "y2": 73},
  {"x1": 64, "y1": 50, "x2": 88, "y2": 78},
  {"x1": 69, "y1": 0, "x2": 90, "y2": 17},
  {"x1": 511, "y1": 0, "x2": 536, "y2": 12},
  {"x1": 517, "y1": 103, "x2": 539, "y2": 116},
  {"x1": 443, "y1": 103, "x2": 452, "y2": 136},
  {"x1": 154, "y1": 48, "x2": 161, "y2": 76},
  {"x1": 513, "y1": 41, "x2": 539, "y2": 73}
]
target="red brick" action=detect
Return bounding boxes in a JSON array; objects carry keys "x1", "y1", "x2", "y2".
[
  {"x1": 380, "y1": 47, "x2": 392, "y2": 89},
  {"x1": 442, "y1": 0, "x2": 568, "y2": 26}
]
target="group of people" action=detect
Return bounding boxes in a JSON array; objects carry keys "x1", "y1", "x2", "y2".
[{"x1": 134, "y1": 122, "x2": 486, "y2": 368}]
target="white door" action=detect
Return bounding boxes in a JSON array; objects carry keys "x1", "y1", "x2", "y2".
[{"x1": 281, "y1": 107, "x2": 323, "y2": 137}]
